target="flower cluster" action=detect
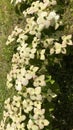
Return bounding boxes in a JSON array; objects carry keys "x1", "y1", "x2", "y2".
[
  {"x1": 42, "y1": 34, "x2": 73, "y2": 54},
  {"x1": 0, "y1": 0, "x2": 73, "y2": 129},
  {"x1": 11, "y1": 0, "x2": 56, "y2": 6},
  {"x1": 5, "y1": 0, "x2": 60, "y2": 92},
  {"x1": 0, "y1": 87, "x2": 49, "y2": 130}
]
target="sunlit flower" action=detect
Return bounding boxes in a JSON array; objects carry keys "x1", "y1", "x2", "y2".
[
  {"x1": 62, "y1": 35, "x2": 73, "y2": 46},
  {"x1": 38, "y1": 119, "x2": 49, "y2": 129},
  {"x1": 40, "y1": 49, "x2": 45, "y2": 60},
  {"x1": 54, "y1": 42, "x2": 62, "y2": 54},
  {"x1": 22, "y1": 99, "x2": 33, "y2": 113},
  {"x1": 33, "y1": 75, "x2": 46, "y2": 87}
]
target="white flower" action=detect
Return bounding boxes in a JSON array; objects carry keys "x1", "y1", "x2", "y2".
[
  {"x1": 54, "y1": 42, "x2": 62, "y2": 54},
  {"x1": 33, "y1": 75, "x2": 46, "y2": 87},
  {"x1": 25, "y1": 72, "x2": 33, "y2": 80},
  {"x1": 6, "y1": 36, "x2": 15, "y2": 45},
  {"x1": 30, "y1": 94, "x2": 42, "y2": 101},
  {"x1": 50, "y1": 48, "x2": 55, "y2": 54},
  {"x1": 4, "y1": 98, "x2": 10, "y2": 107},
  {"x1": 22, "y1": 99, "x2": 33, "y2": 113},
  {"x1": 12, "y1": 96, "x2": 21, "y2": 108},
  {"x1": 39, "y1": 119, "x2": 49, "y2": 129},
  {"x1": 31, "y1": 125, "x2": 39, "y2": 130},
  {"x1": 20, "y1": 67, "x2": 26, "y2": 76},
  {"x1": 21, "y1": 78, "x2": 29, "y2": 86},
  {"x1": 26, "y1": 66, "x2": 39, "y2": 80},
  {"x1": 29, "y1": 48, "x2": 36, "y2": 59},
  {"x1": 27, "y1": 87, "x2": 42, "y2": 101},
  {"x1": 19, "y1": 115, "x2": 26, "y2": 122},
  {"x1": 27, "y1": 119, "x2": 33, "y2": 128},
  {"x1": 6, "y1": 81, "x2": 13, "y2": 89},
  {"x1": 44, "y1": 119, "x2": 49, "y2": 126},
  {"x1": 50, "y1": 0, "x2": 57, "y2": 5},
  {"x1": 61, "y1": 48, "x2": 66, "y2": 54},
  {"x1": 40, "y1": 49, "x2": 45, "y2": 60},
  {"x1": 15, "y1": 0, "x2": 22, "y2": 4},
  {"x1": 34, "y1": 108, "x2": 45, "y2": 116},
  {"x1": 43, "y1": 0, "x2": 50, "y2": 6},
  {"x1": 37, "y1": 11, "x2": 51, "y2": 29},
  {"x1": 27, "y1": 119, "x2": 39, "y2": 130},
  {"x1": 17, "y1": 34, "x2": 28, "y2": 43},
  {"x1": 27, "y1": 87, "x2": 34, "y2": 95},
  {"x1": 62, "y1": 35, "x2": 73, "y2": 46},
  {"x1": 17, "y1": 123, "x2": 25, "y2": 129},
  {"x1": 48, "y1": 11, "x2": 59, "y2": 21},
  {"x1": 12, "y1": 53, "x2": 20, "y2": 63},
  {"x1": 6, "y1": 26, "x2": 24, "y2": 45},
  {"x1": 6, "y1": 124, "x2": 14, "y2": 130},
  {"x1": 35, "y1": 87, "x2": 41, "y2": 95},
  {"x1": 34, "y1": 101, "x2": 42, "y2": 109},
  {"x1": 30, "y1": 66, "x2": 39, "y2": 73},
  {"x1": 11, "y1": 0, "x2": 14, "y2": 3},
  {"x1": 0, "y1": 121, "x2": 4, "y2": 130},
  {"x1": 15, "y1": 81, "x2": 22, "y2": 91}
]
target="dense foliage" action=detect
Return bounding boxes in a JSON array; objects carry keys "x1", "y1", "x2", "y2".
[{"x1": 0, "y1": 0, "x2": 73, "y2": 130}]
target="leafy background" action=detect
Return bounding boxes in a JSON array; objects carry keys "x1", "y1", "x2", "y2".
[{"x1": 0, "y1": 0, "x2": 73, "y2": 130}]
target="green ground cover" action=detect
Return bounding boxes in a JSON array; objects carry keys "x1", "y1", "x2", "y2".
[{"x1": 0, "y1": 0, "x2": 18, "y2": 120}]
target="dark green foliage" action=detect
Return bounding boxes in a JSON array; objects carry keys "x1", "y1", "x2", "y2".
[{"x1": 48, "y1": 54, "x2": 73, "y2": 130}]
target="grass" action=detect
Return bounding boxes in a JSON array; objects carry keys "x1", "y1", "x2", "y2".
[{"x1": 0, "y1": 0, "x2": 18, "y2": 120}]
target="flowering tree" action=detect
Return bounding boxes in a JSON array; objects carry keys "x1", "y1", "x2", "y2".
[{"x1": 0, "y1": 0, "x2": 73, "y2": 130}]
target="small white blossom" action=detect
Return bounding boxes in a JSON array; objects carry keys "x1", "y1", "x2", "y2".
[
  {"x1": 33, "y1": 75, "x2": 46, "y2": 87},
  {"x1": 40, "y1": 49, "x2": 45, "y2": 60},
  {"x1": 23, "y1": 99, "x2": 33, "y2": 113}
]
